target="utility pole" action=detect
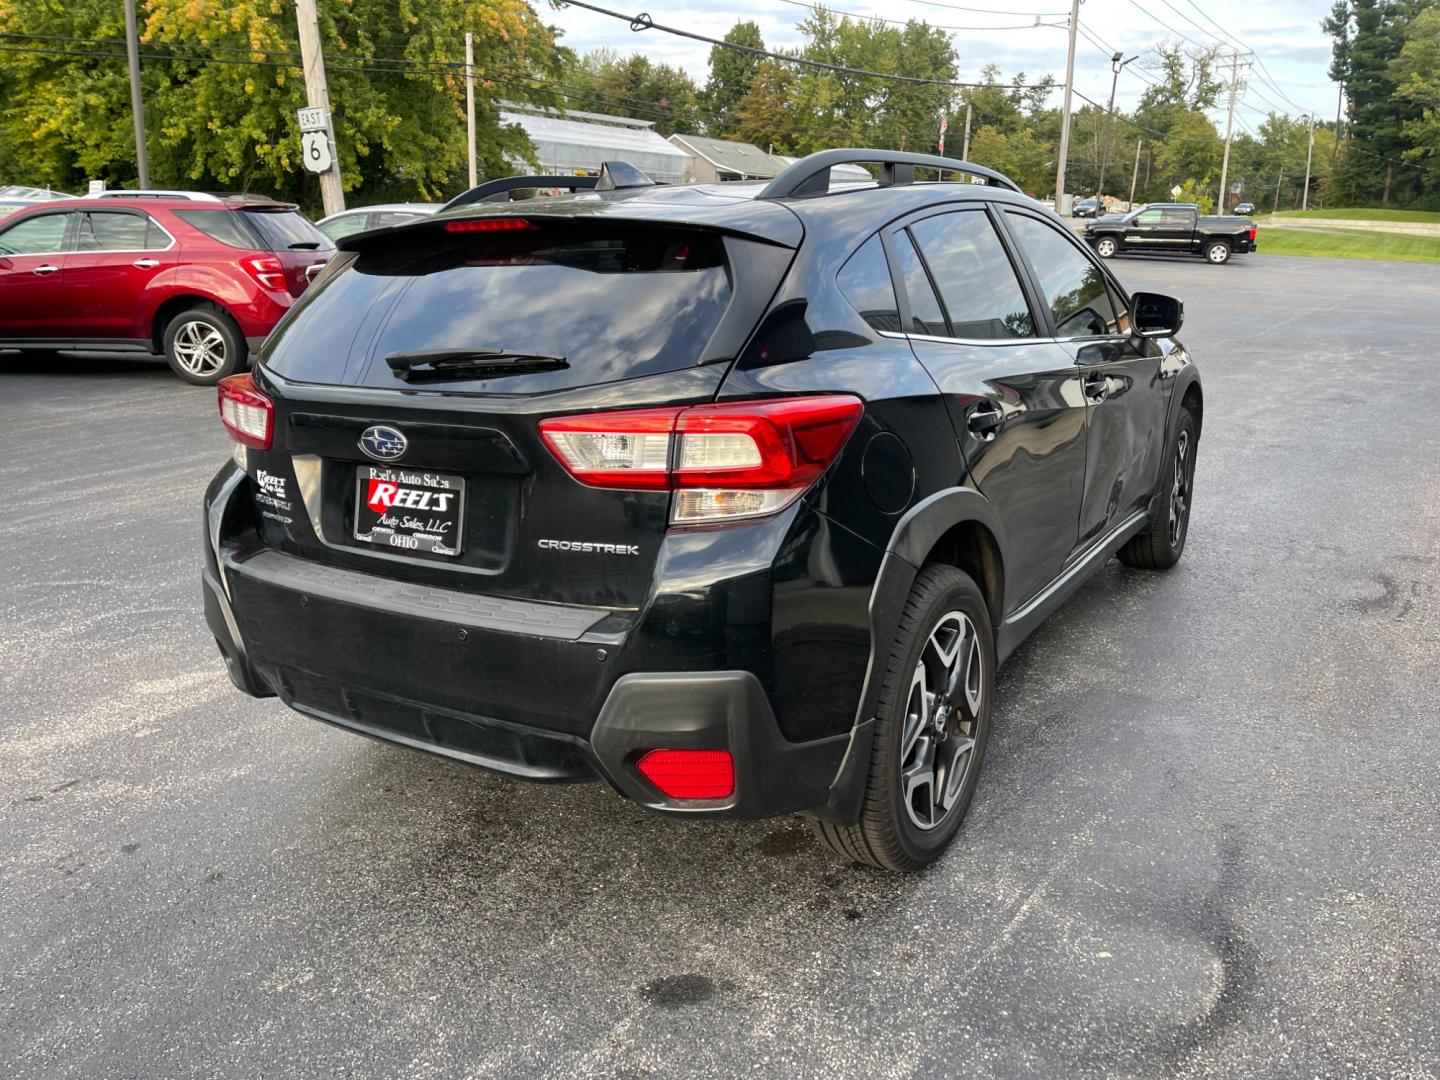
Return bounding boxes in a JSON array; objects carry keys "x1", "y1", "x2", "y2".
[
  {"x1": 1097, "y1": 51, "x2": 1137, "y2": 200},
  {"x1": 465, "y1": 32, "x2": 477, "y2": 189},
  {"x1": 294, "y1": 0, "x2": 344, "y2": 217},
  {"x1": 1217, "y1": 51, "x2": 1250, "y2": 212},
  {"x1": 1330, "y1": 86, "x2": 1343, "y2": 170},
  {"x1": 1053, "y1": 0, "x2": 1081, "y2": 213},
  {"x1": 1302, "y1": 113, "x2": 1315, "y2": 210},
  {"x1": 961, "y1": 98, "x2": 973, "y2": 160},
  {"x1": 123, "y1": 0, "x2": 149, "y2": 188},
  {"x1": 1129, "y1": 138, "x2": 1142, "y2": 206},
  {"x1": 1273, "y1": 168, "x2": 1283, "y2": 214}
]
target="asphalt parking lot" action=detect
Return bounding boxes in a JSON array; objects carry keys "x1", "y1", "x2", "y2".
[{"x1": 3, "y1": 253, "x2": 1439, "y2": 1079}]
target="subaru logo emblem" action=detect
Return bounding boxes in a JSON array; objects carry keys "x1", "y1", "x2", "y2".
[{"x1": 359, "y1": 425, "x2": 407, "y2": 462}]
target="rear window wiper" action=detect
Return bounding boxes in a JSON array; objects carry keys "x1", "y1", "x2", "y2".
[{"x1": 384, "y1": 348, "x2": 569, "y2": 383}]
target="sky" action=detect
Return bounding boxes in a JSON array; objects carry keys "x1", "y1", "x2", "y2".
[{"x1": 539, "y1": 0, "x2": 1340, "y2": 136}]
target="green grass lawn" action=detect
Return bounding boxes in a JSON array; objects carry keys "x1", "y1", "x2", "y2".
[
  {"x1": 1259, "y1": 226, "x2": 1440, "y2": 264},
  {"x1": 1269, "y1": 207, "x2": 1440, "y2": 223}
]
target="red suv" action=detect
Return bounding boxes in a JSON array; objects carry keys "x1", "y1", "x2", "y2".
[{"x1": 0, "y1": 192, "x2": 333, "y2": 384}]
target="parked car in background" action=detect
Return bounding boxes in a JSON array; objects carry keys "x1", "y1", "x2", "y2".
[
  {"x1": 1071, "y1": 196, "x2": 1103, "y2": 218},
  {"x1": 0, "y1": 191, "x2": 333, "y2": 383},
  {"x1": 202, "y1": 152, "x2": 1202, "y2": 872},
  {"x1": 1083, "y1": 202, "x2": 1257, "y2": 264},
  {"x1": 316, "y1": 202, "x2": 442, "y2": 242},
  {"x1": 1233, "y1": 201, "x2": 1256, "y2": 216},
  {"x1": 0, "y1": 184, "x2": 72, "y2": 220}
]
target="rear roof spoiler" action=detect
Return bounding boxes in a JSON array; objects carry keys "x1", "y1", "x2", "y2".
[
  {"x1": 442, "y1": 175, "x2": 599, "y2": 211},
  {"x1": 759, "y1": 149, "x2": 1022, "y2": 199}
]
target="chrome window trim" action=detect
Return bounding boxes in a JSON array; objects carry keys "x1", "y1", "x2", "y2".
[
  {"x1": 70, "y1": 209, "x2": 177, "y2": 255},
  {"x1": 880, "y1": 329, "x2": 1055, "y2": 348}
]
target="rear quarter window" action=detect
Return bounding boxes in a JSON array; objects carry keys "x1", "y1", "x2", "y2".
[{"x1": 173, "y1": 209, "x2": 259, "y2": 250}]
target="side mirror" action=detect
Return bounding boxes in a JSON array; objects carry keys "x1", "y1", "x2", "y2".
[{"x1": 1129, "y1": 291, "x2": 1184, "y2": 339}]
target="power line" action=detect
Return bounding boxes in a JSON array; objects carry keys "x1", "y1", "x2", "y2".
[
  {"x1": 555, "y1": 0, "x2": 1033, "y2": 88},
  {"x1": 772, "y1": 0, "x2": 1064, "y2": 32}
]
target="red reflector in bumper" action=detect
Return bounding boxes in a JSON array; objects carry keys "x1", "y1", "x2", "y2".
[{"x1": 636, "y1": 749, "x2": 735, "y2": 800}]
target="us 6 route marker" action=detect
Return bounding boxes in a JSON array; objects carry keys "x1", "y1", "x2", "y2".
[{"x1": 297, "y1": 107, "x2": 335, "y2": 175}]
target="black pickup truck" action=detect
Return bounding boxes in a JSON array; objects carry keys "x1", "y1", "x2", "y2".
[{"x1": 1083, "y1": 202, "x2": 1257, "y2": 264}]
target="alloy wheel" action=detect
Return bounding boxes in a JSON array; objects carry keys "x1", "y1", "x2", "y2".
[
  {"x1": 172, "y1": 320, "x2": 228, "y2": 378},
  {"x1": 1169, "y1": 430, "x2": 1191, "y2": 545},
  {"x1": 1097, "y1": 238, "x2": 1116, "y2": 257},
  {"x1": 1207, "y1": 244, "x2": 1228, "y2": 263},
  {"x1": 899, "y1": 610, "x2": 984, "y2": 832}
]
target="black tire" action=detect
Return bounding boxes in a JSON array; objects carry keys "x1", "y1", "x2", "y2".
[
  {"x1": 162, "y1": 303, "x2": 245, "y2": 385},
  {"x1": 813, "y1": 565, "x2": 994, "y2": 873},
  {"x1": 1118, "y1": 407, "x2": 1198, "y2": 570},
  {"x1": 1203, "y1": 240, "x2": 1231, "y2": 265},
  {"x1": 1095, "y1": 236, "x2": 1118, "y2": 259}
]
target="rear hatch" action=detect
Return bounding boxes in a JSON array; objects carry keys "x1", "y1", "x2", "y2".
[
  {"x1": 238, "y1": 206, "x2": 334, "y2": 295},
  {"x1": 249, "y1": 214, "x2": 795, "y2": 612}
]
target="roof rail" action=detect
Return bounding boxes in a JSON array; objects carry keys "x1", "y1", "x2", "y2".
[
  {"x1": 83, "y1": 189, "x2": 225, "y2": 202},
  {"x1": 441, "y1": 174, "x2": 600, "y2": 211},
  {"x1": 758, "y1": 149, "x2": 1022, "y2": 199}
]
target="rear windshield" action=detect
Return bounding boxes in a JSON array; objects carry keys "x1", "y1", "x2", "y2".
[
  {"x1": 263, "y1": 222, "x2": 733, "y2": 391},
  {"x1": 241, "y1": 209, "x2": 331, "y2": 250}
]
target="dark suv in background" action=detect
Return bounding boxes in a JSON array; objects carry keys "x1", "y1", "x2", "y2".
[
  {"x1": 201, "y1": 152, "x2": 1202, "y2": 871},
  {"x1": 0, "y1": 191, "x2": 332, "y2": 383}
]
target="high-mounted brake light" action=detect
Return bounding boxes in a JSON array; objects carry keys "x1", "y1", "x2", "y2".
[
  {"x1": 538, "y1": 395, "x2": 864, "y2": 523},
  {"x1": 217, "y1": 373, "x2": 273, "y2": 450},
  {"x1": 239, "y1": 254, "x2": 287, "y2": 292},
  {"x1": 443, "y1": 218, "x2": 538, "y2": 233},
  {"x1": 636, "y1": 749, "x2": 735, "y2": 800}
]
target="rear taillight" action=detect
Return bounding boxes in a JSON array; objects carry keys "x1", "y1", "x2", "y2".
[
  {"x1": 240, "y1": 254, "x2": 287, "y2": 291},
  {"x1": 217, "y1": 373, "x2": 273, "y2": 450},
  {"x1": 538, "y1": 395, "x2": 864, "y2": 523},
  {"x1": 636, "y1": 749, "x2": 735, "y2": 800},
  {"x1": 1249, "y1": 227, "x2": 1257, "y2": 241}
]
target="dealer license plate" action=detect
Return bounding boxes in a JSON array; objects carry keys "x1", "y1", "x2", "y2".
[{"x1": 353, "y1": 465, "x2": 464, "y2": 557}]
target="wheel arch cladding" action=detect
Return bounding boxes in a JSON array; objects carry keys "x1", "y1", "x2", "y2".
[
  {"x1": 919, "y1": 519, "x2": 1005, "y2": 632},
  {"x1": 1182, "y1": 380, "x2": 1203, "y2": 434}
]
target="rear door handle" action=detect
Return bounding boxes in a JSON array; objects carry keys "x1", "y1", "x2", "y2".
[
  {"x1": 967, "y1": 403, "x2": 1005, "y2": 439},
  {"x1": 132, "y1": 258, "x2": 160, "y2": 269},
  {"x1": 1083, "y1": 371, "x2": 1110, "y2": 403},
  {"x1": 32, "y1": 264, "x2": 59, "y2": 275}
]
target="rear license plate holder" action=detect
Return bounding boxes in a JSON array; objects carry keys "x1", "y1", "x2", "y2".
[{"x1": 353, "y1": 465, "x2": 464, "y2": 557}]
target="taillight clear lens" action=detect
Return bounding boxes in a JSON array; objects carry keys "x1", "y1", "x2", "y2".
[
  {"x1": 537, "y1": 395, "x2": 864, "y2": 523},
  {"x1": 217, "y1": 373, "x2": 273, "y2": 449},
  {"x1": 240, "y1": 255, "x2": 287, "y2": 291}
]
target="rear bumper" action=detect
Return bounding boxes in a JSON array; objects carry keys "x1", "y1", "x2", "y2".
[{"x1": 201, "y1": 467, "x2": 857, "y2": 819}]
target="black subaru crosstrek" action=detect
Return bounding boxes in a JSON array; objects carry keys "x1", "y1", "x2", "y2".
[{"x1": 202, "y1": 151, "x2": 1201, "y2": 872}]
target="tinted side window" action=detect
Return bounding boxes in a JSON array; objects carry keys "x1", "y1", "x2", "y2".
[
  {"x1": 891, "y1": 233, "x2": 947, "y2": 336},
  {"x1": 318, "y1": 214, "x2": 372, "y2": 243},
  {"x1": 174, "y1": 209, "x2": 259, "y2": 250},
  {"x1": 77, "y1": 211, "x2": 164, "y2": 251},
  {"x1": 0, "y1": 212, "x2": 70, "y2": 255},
  {"x1": 1133, "y1": 210, "x2": 1163, "y2": 227},
  {"x1": 372, "y1": 211, "x2": 427, "y2": 227},
  {"x1": 1005, "y1": 212, "x2": 1124, "y2": 338},
  {"x1": 1161, "y1": 209, "x2": 1195, "y2": 229},
  {"x1": 836, "y1": 234, "x2": 899, "y2": 333},
  {"x1": 909, "y1": 210, "x2": 1035, "y2": 340}
]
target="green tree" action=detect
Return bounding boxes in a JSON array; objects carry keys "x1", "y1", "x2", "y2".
[
  {"x1": 702, "y1": 21, "x2": 764, "y2": 136},
  {"x1": 570, "y1": 49, "x2": 702, "y2": 136},
  {"x1": 731, "y1": 60, "x2": 799, "y2": 152},
  {"x1": 0, "y1": 0, "x2": 563, "y2": 207},
  {"x1": 1392, "y1": 7, "x2": 1440, "y2": 193}
]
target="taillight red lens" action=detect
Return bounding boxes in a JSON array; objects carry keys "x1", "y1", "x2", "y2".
[
  {"x1": 240, "y1": 254, "x2": 287, "y2": 291},
  {"x1": 538, "y1": 395, "x2": 864, "y2": 522},
  {"x1": 217, "y1": 373, "x2": 273, "y2": 450},
  {"x1": 636, "y1": 749, "x2": 735, "y2": 800},
  {"x1": 443, "y1": 218, "x2": 538, "y2": 233},
  {"x1": 1249, "y1": 227, "x2": 1257, "y2": 241}
]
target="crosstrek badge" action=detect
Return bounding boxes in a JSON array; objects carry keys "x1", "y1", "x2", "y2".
[{"x1": 366, "y1": 479, "x2": 456, "y2": 514}]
